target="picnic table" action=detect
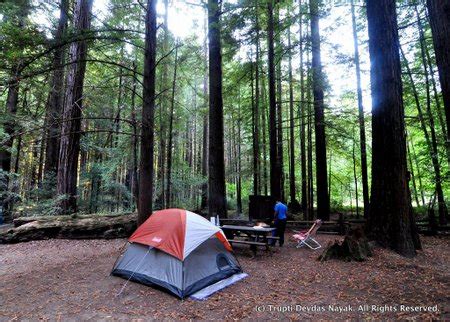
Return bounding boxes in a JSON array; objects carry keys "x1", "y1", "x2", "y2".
[{"x1": 221, "y1": 225, "x2": 277, "y2": 257}]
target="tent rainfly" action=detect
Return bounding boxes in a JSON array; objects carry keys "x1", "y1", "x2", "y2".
[{"x1": 111, "y1": 208, "x2": 242, "y2": 298}]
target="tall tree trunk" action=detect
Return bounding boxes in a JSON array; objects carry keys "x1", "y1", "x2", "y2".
[
  {"x1": 130, "y1": 61, "x2": 139, "y2": 210},
  {"x1": 191, "y1": 88, "x2": 198, "y2": 206},
  {"x1": 14, "y1": 135, "x2": 22, "y2": 174},
  {"x1": 351, "y1": 0, "x2": 369, "y2": 218},
  {"x1": 138, "y1": 0, "x2": 157, "y2": 225},
  {"x1": 366, "y1": 0, "x2": 420, "y2": 257},
  {"x1": 407, "y1": 138, "x2": 420, "y2": 207},
  {"x1": 288, "y1": 27, "x2": 298, "y2": 208},
  {"x1": 410, "y1": 137, "x2": 426, "y2": 206},
  {"x1": 157, "y1": 0, "x2": 170, "y2": 209},
  {"x1": 310, "y1": 0, "x2": 329, "y2": 220},
  {"x1": 44, "y1": 0, "x2": 69, "y2": 179},
  {"x1": 328, "y1": 149, "x2": 332, "y2": 199},
  {"x1": 426, "y1": 0, "x2": 450, "y2": 156},
  {"x1": 114, "y1": 49, "x2": 124, "y2": 212},
  {"x1": 254, "y1": 3, "x2": 261, "y2": 195},
  {"x1": 306, "y1": 42, "x2": 314, "y2": 220},
  {"x1": 56, "y1": 0, "x2": 93, "y2": 214},
  {"x1": 250, "y1": 51, "x2": 258, "y2": 195},
  {"x1": 201, "y1": 14, "x2": 208, "y2": 210},
  {"x1": 299, "y1": 0, "x2": 307, "y2": 216},
  {"x1": 261, "y1": 75, "x2": 269, "y2": 196},
  {"x1": 352, "y1": 127, "x2": 359, "y2": 217},
  {"x1": 37, "y1": 130, "x2": 45, "y2": 188},
  {"x1": 275, "y1": 5, "x2": 284, "y2": 202},
  {"x1": 166, "y1": 44, "x2": 178, "y2": 208},
  {"x1": 236, "y1": 100, "x2": 242, "y2": 214},
  {"x1": 208, "y1": 0, "x2": 227, "y2": 218},
  {"x1": 201, "y1": 113, "x2": 208, "y2": 209},
  {"x1": 267, "y1": 1, "x2": 281, "y2": 201},
  {"x1": 251, "y1": 2, "x2": 261, "y2": 196}
]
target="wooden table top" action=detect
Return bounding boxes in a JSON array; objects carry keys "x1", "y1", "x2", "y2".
[{"x1": 221, "y1": 225, "x2": 275, "y2": 233}]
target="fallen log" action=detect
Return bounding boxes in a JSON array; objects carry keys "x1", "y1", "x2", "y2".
[
  {"x1": 318, "y1": 227, "x2": 372, "y2": 262},
  {"x1": 0, "y1": 213, "x2": 137, "y2": 244}
]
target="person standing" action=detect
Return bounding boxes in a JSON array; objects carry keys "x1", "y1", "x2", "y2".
[{"x1": 272, "y1": 200, "x2": 288, "y2": 246}]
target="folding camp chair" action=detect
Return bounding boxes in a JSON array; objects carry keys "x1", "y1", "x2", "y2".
[{"x1": 292, "y1": 219, "x2": 322, "y2": 250}]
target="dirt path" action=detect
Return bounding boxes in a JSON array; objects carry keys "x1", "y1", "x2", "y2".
[{"x1": 0, "y1": 234, "x2": 448, "y2": 320}]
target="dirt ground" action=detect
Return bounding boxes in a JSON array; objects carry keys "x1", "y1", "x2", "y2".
[{"x1": 0, "y1": 233, "x2": 449, "y2": 320}]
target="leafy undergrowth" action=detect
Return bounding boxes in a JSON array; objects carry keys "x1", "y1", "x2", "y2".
[{"x1": 0, "y1": 234, "x2": 448, "y2": 320}]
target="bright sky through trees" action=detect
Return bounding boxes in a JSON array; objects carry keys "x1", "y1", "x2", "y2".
[{"x1": 32, "y1": 0, "x2": 372, "y2": 112}]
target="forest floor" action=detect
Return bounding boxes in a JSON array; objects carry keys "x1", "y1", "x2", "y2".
[{"x1": 0, "y1": 233, "x2": 449, "y2": 320}]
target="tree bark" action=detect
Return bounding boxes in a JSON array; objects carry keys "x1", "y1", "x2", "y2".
[
  {"x1": 352, "y1": 127, "x2": 359, "y2": 217},
  {"x1": 366, "y1": 0, "x2": 420, "y2": 257},
  {"x1": 44, "y1": 0, "x2": 69, "y2": 179},
  {"x1": 251, "y1": 56, "x2": 259, "y2": 196},
  {"x1": 426, "y1": 0, "x2": 450, "y2": 156},
  {"x1": 138, "y1": 0, "x2": 157, "y2": 226},
  {"x1": 14, "y1": 135, "x2": 22, "y2": 174},
  {"x1": 407, "y1": 137, "x2": 420, "y2": 207},
  {"x1": 236, "y1": 100, "x2": 242, "y2": 214},
  {"x1": 267, "y1": 1, "x2": 281, "y2": 201},
  {"x1": 56, "y1": 0, "x2": 93, "y2": 214},
  {"x1": 306, "y1": 42, "x2": 314, "y2": 220},
  {"x1": 261, "y1": 73, "x2": 269, "y2": 195},
  {"x1": 156, "y1": 0, "x2": 170, "y2": 209},
  {"x1": 166, "y1": 43, "x2": 178, "y2": 208},
  {"x1": 201, "y1": 13, "x2": 209, "y2": 210},
  {"x1": 130, "y1": 61, "x2": 139, "y2": 210},
  {"x1": 351, "y1": 0, "x2": 369, "y2": 218},
  {"x1": 310, "y1": 0, "x2": 329, "y2": 220},
  {"x1": 251, "y1": 2, "x2": 261, "y2": 196},
  {"x1": 255, "y1": 4, "x2": 261, "y2": 195},
  {"x1": 208, "y1": 0, "x2": 227, "y2": 218},
  {"x1": 288, "y1": 27, "x2": 299, "y2": 209},
  {"x1": 299, "y1": 0, "x2": 307, "y2": 216},
  {"x1": 410, "y1": 137, "x2": 426, "y2": 206},
  {"x1": 275, "y1": 6, "x2": 284, "y2": 202}
]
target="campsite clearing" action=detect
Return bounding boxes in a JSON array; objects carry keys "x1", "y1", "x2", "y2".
[{"x1": 0, "y1": 234, "x2": 448, "y2": 320}]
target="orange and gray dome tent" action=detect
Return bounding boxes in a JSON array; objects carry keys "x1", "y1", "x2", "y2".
[{"x1": 111, "y1": 208, "x2": 242, "y2": 299}]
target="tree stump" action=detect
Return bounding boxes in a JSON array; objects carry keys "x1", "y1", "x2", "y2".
[{"x1": 318, "y1": 227, "x2": 372, "y2": 262}]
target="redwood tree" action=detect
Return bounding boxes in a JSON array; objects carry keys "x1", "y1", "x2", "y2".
[
  {"x1": 298, "y1": 0, "x2": 307, "y2": 216},
  {"x1": 56, "y1": 0, "x2": 93, "y2": 214},
  {"x1": 267, "y1": 0, "x2": 281, "y2": 201},
  {"x1": 44, "y1": 0, "x2": 69, "y2": 178},
  {"x1": 137, "y1": 0, "x2": 158, "y2": 225},
  {"x1": 208, "y1": 0, "x2": 227, "y2": 218},
  {"x1": 366, "y1": 0, "x2": 420, "y2": 257},
  {"x1": 351, "y1": 0, "x2": 369, "y2": 217},
  {"x1": 310, "y1": 0, "x2": 329, "y2": 220}
]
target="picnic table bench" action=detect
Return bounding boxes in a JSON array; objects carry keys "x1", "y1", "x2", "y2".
[{"x1": 221, "y1": 225, "x2": 276, "y2": 257}]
